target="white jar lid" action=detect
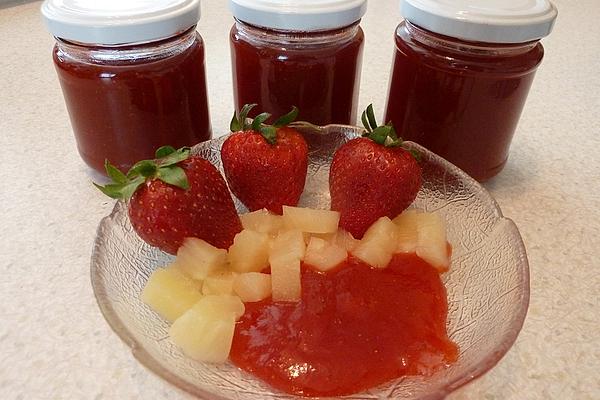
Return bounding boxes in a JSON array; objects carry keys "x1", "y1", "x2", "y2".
[
  {"x1": 229, "y1": 0, "x2": 367, "y2": 31},
  {"x1": 401, "y1": 0, "x2": 557, "y2": 44},
  {"x1": 41, "y1": 0, "x2": 202, "y2": 45}
]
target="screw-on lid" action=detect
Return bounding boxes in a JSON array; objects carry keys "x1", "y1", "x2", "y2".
[
  {"x1": 41, "y1": 0, "x2": 202, "y2": 45},
  {"x1": 229, "y1": 0, "x2": 367, "y2": 31},
  {"x1": 401, "y1": 0, "x2": 557, "y2": 44}
]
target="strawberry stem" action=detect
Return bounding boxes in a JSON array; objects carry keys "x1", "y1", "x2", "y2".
[
  {"x1": 94, "y1": 146, "x2": 191, "y2": 200},
  {"x1": 361, "y1": 104, "x2": 402, "y2": 148},
  {"x1": 231, "y1": 105, "x2": 299, "y2": 146}
]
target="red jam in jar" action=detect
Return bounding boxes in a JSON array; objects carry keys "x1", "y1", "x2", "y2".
[
  {"x1": 384, "y1": 1, "x2": 557, "y2": 181},
  {"x1": 229, "y1": 0, "x2": 366, "y2": 125},
  {"x1": 43, "y1": 0, "x2": 212, "y2": 174}
]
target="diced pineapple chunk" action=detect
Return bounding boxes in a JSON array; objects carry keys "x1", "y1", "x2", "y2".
[
  {"x1": 270, "y1": 255, "x2": 301, "y2": 302},
  {"x1": 309, "y1": 232, "x2": 336, "y2": 242},
  {"x1": 304, "y1": 237, "x2": 347, "y2": 272},
  {"x1": 233, "y1": 272, "x2": 272, "y2": 302},
  {"x1": 228, "y1": 229, "x2": 270, "y2": 273},
  {"x1": 193, "y1": 294, "x2": 245, "y2": 320},
  {"x1": 202, "y1": 272, "x2": 236, "y2": 295},
  {"x1": 173, "y1": 237, "x2": 228, "y2": 280},
  {"x1": 352, "y1": 217, "x2": 398, "y2": 268},
  {"x1": 282, "y1": 206, "x2": 340, "y2": 234},
  {"x1": 240, "y1": 208, "x2": 283, "y2": 235},
  {"x1": 169, "y1": 298, "x2": 238, "y2": 363},
  {"x1": 141, "y1": 267, "x2": 203, "y2": 322},
  {"x1": 333, "y1": 229, "x2": 359, "y2": 252},
  {"x1": 393, "y1": 209, "x2": 420, "y2": 253},
  {"x1": 269, "y1": 229, "x2": 306, "y2": 262},
  {"x1": 416, "y1": 213, "x2": 449, "y2": 272}
]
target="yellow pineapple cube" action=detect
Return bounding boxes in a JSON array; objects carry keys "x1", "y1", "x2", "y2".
[
  {"x1": 141, "y1": 267, "x2": 203, "y2": 322},
  {"x1": 269, "y1": 229, "x2": 306, "y2": 262},
  {"x1": 169, "y1": 295, "x2": 243, "y2": 363},
  {"x1": 193, "y1": 294, "x2": 245, "y2": 320},
  {"x1": 282, "y1": 206, "x2": 340, "y2": 234},
  {"x1": 392, "y1": 209, "x2": 419, "y2": 253},
  {"x1": 416, "y1": 213, "x2": 449, "y2": 272},
  {"x1": 202, "y1": 272, "x2": 236, "y2": 295},
  {"x1": 173, "y1": 237, "x2": 228, "y2": 280},
  {"x1": 240, "y1": 208, "x2": 283, "y2": 235},
  {"x1": 228, "y1": 229, "x2": 270, "y2": 273},
  {"x1": 304, "y1": 237, "x2": 347, "y2": 272},
  {"x1": 233, "y1": 272, "x2": 272, "y2": 302},
  {"x1": 333, "y1": 229, "x2": 359, "y2": 252},
  {"x1": 270, "y1": 255, "x2": 301, "y2": 302},
  {"x1": 352, "y1": 217, "x2": 398, "y2": 268}
]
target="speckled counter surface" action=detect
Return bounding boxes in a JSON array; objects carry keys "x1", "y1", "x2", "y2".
[{"x1": 0, "y1": 0, "x2": 598, "y2": 399}]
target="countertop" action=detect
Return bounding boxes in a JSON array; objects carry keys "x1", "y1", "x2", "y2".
[{"x1": 1, "y1": 0, "x2": 598, "y2": 399}]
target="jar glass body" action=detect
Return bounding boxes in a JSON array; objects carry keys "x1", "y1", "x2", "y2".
[
  {"x1": 230, "y1": 20, "x2": 364, "y2": 126},
  {"x1": 384, "y1": 21, "x2": 544, "y2": 181},
  {"x1": 53, "y1": 28, "x2": 212, "y2": 174}
]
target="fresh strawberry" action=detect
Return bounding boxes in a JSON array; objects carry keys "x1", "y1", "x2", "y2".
[
  {"x1": 329, "y1": 105, "x2": 422, "y2": 239},
  {"x1": 95, "y1": 146, "x2": 242, "y2": 254},
  {"x1": 221, "y1": 104, "x2": 308, "y2": 214}
]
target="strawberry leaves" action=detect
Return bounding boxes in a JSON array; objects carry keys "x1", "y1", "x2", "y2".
[
  {"x1": 94, "y1": 146, "x2": 191, "y2": 200},
  {"x1": 230, "y1": 103, "x2": 257, "y2": 132},
  {"x1": 273, "y1": 106, "x2": 299, "y2": 128},
  {"x1": 361, "y1": 104, "x2": 402, "y2": 147},
  {"x1": 231, "y1": 104, "x2": 299, "y2": 145}
]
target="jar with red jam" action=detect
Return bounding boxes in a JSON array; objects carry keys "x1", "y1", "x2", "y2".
[
  {"x1": 229, "y1": 0, "x2": 367, "y2": 126},
  {"x1": 42, "y1": 0, "x2": 212, "y2": 174},
  {"x1": 384, "y1": 0, "x2": 557, "y2": 181}
]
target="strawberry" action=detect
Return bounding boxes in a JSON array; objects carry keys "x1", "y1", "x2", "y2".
[
  {"x1": 221, "y1": 104, "x2": 308, "y2": 214},
  {"x1": 329, "y1": 105, "x2": 422, "y2": 239},
  {"x1": 95, "y1": 146, "x2": 242, "y2": 254}
]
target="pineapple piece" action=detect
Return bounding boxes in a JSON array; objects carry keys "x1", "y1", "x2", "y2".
[
  {"x1": 233, "y1": 272, "x2": 272, "y2": 302},
  {"x1": 173, "y1": 237, "x2": 228, "y2": 280},
  {"x1": 270, "y1": 255, "x2": 301, "y2": 302},
  {"x1": 141, "y1": 267, "x2": 203, "y2": 322},
  {"x1": 304, "y1": 237, "x2": 347, "y2": 272},
  {"x1": 193, "y1": 294, "x2": 245, "y2": 320},
  {"x1": 282, "y1": 206, "x2": 340, "y2": 234},
  {"x1": 240, "y1": 208, "x2": 283, "y2": 235},
  {"x1": 170, "y1": 315, "x2": 235, "y2": 363},
  {"x1": 169, "y1": 296, "x2": 243, "y2": 363},
  {"x1": 310, "y1": 232, "x2": 336, "y2": 242},
  {"x1": 351, "y1": 217, "x2": 398, "y2": 268},
  {"x1": 393, "y1": 209, "x2": 420, "y2": 253},
  {"x1": 269, "y1": 229, "x2": 306, "y2": 262},
  {"x1": 416, "y1": 213, "x2": 450, "y2": 272},
  {"x1": 202, "y1": 272, "x2": 236, "y2": 295},
  {"x1": 228, "y1": 229, "x2": 270, "y2": 273},
  {"x1": 333, "y1": 229, "x2": 359, "y2": 252}
]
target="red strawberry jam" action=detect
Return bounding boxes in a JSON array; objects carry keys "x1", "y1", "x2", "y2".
[
  {"x1": 230, "y1": 23, "x2": 364, "y2": 126},
  {"x1": 53, "y1": 29, "x2": 212, "y2": 174},
  {"x1": 230, "y1": 254, "x2": 457, "y2": 397}
]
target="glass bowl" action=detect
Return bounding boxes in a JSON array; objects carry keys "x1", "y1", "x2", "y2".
[{"x1": 91, "y1": 124, "x2": 529, "y2": 399}]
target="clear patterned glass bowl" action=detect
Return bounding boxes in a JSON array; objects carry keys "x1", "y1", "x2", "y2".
[{"x1": 91, "y1": 124, "x2": 529, "y2": 399}]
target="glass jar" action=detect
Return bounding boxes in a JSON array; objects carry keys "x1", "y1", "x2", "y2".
[
  {"x1": 229, "y1": 0, "x2": 366, "y2": 126},
  {"x1": 384, "y1": 0, "x2": 557, "y2": 181},
  {"x1": 42, "y1": 0, "x2": 212, "y2": 174}
]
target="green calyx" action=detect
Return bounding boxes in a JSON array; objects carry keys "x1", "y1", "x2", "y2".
[
  {"x1": 230, "y1": 104, "x2": 299, "y2": 145},
  {"x1": 94, "y1": 146, "x2": 191, "y2": 200},
  {"x1": 361, "y1": 104, "x2": 403, "y2": 147},
  {"x1": 361, "y1": 104, "x2": 421, "y2": 160}
]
